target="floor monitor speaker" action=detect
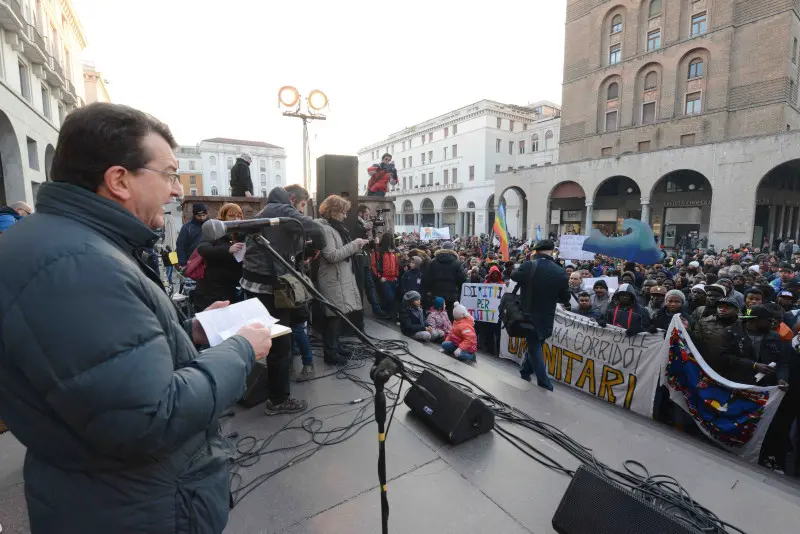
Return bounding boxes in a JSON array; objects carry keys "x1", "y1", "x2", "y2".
[{"x1": 404, "y1": 369, "x2": 495, "y2": 445}]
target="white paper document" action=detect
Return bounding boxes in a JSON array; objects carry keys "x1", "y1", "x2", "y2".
[
  {"x1": 195, "y1": 299, "x2": 281, "y2": 347},
  {"x1": 233, "y1": 244, "x2": 246, "y2": 263}
]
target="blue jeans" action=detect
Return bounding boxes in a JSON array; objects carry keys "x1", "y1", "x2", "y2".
[
  {"x1": 367, "y1": 191, "x2": 386, "y2": 197},
  {"x1": 165, "y1": 265, "x2": 174, "y2": 285},
  {"x1": 441, "y1": 341, "x2": 475, "y2": 361},
  {"x1": 522, "y1": 333, "x2": 552, "y2": 388},
  {"x1": 377, "y1": 279, "x2": 397, "y2": 315},
  {"x1": 290, "y1": 323, "x2": 313, "y2": 365}
]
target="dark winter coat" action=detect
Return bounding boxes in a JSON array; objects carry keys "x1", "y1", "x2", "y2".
[
  {"x1": 511, "y1": 253, "x2": 570, "y2": 340},
  {"x1": 399, "y1": 267, "x2": 424, "y2": 296},
  {"x1": 719, "y1": 323, "x2": 789, "y2": 385},
  {"x1": 194, "y1": 234, "x2": 243, "y2": 308},
  {"x1": 602, "y1": 284, "x2": 651, "y2": 336},
  {"x1": 651, "y1": 308, "x2": 692, "y2": 333},
  {"x1": 0, "y1": 182, "x2": 255, "y2": 534},
  {"x1": 399, "y1": 302, "x2": 428, "y2": 336},
  {"x1": 242, "y1": 187, "x2": 325, "y2": 285},
  {"x1": 175, "y1": 218, "x2": 204, "y2": 265},
  {"x1": 423, "y1": 248, "x2": 466, "y2": 302},
  {"x1": 229, "y1": 157, "x2": 253, "y2": 196},
  {"x1": 691, "y1": 315, "x2": 737, "y2": 375}
]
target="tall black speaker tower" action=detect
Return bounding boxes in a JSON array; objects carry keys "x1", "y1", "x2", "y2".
[{"x1": 315, "y1": 155, "x2": 360, "y2": 233}]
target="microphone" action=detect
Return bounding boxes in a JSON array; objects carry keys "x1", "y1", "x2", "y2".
[{"x1": 202, "y1": 217, "x2": 295, "y2": 241}]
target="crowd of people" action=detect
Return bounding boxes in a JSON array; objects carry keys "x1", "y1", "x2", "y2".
[{"x1": 1, "y1": 102, "x2": 799, "y2": 534}]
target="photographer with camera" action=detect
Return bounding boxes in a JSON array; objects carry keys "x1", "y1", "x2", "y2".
[
  {"x1": 366, "y1": 153, "x2": 398, "y2": 197},
  {"x1": 355, "y1": 204, "x2": 388, "y2": 318}
]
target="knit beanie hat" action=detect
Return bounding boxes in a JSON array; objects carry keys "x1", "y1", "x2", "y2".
[
  {"x1": 193, "y1": 202, "x2": 208, "y2": 214},
  {"x1": 403, "y1": 291, "x2": 421, "y2": 302},
  {"x1": 453, "y1": 301, "x2": 469, "y2": 320},
  {"x1": 665, "y1": 289, "x2": 686, "y2": 305},
  {"x1": 433, "y1": 296, "x2": 445, "y2": 310},
  {"x1": 593, "y1": 279, "x2": 608, "y2": 290}
]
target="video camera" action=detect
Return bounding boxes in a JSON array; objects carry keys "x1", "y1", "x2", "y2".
[{"x1": 368, "y1": 208, "x2": 391, "y2": 240}]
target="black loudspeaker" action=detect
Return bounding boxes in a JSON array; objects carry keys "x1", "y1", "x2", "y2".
[
  {"x1": 404, "y1": 370, "x2": 495, "y2": 445},
  {"x1": 315, "y1": 154, "x2": 359, "y2": 233},
  {"x1": 238, "y1": 360, "x2": 269, "y2": 408},
  {"x1": 552, "y1": 466, "x2": 702, "y2": 534}
]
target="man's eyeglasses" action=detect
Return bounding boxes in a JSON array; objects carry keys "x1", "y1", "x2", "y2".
[{"x1": 141, "y1": 167, "x2": 180, "y2": 185}]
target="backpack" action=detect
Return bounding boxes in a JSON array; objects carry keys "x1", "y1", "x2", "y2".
[
  {"x1": 499, "y1": 260, "x2": 538, "y2": 338},
  {"x1": 185, "y1": 249, "x2": 207, "y2": 281}
]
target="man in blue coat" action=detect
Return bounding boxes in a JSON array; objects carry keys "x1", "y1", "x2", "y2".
[
  {"x1": 0, "y1": 103, "x2": 273, "y2": 534},
  {"x1": 511, "y1": 240, "x2": 570, "y2": 390}
]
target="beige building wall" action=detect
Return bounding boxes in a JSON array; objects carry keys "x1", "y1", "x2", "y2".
[{"x1": 560, "y1": 0, "x2": 800, "y2": 162}]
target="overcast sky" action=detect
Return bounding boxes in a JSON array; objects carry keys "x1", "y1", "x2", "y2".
[{"x1": 71, "y1": 0, "x2": 567, "y2": 185}]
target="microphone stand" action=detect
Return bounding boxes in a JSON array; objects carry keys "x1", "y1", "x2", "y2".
[{"x1": 252, "y1": 233, "x2": 434, "y2": 534}]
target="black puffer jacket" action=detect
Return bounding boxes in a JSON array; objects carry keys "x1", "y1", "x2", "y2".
[
  {"x1": 242, "y1": 187, "x2": 325, "y2": 284},
  {"x1": 423, "y1": 248, "x2": 465, "y2": 302},
  {"x1": 0, "y1": 182, "x2": 255, "y2": 534},
  {"x1": 229, "y1": 157, "x2": 253, "y2": 196},
  {"x1": 511, "y1": 253, "x2": 570, "y2": 339},
  {"x1": 193, "y1": 234, "x2": 243, "y2": 310}
]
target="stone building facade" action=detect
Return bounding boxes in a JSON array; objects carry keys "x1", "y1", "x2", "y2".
[{"x1": 495, "y1": 0, "x2": 800, "y2": 249}]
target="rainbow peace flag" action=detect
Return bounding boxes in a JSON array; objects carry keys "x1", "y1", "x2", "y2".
[{"x1": 493, "y1": 204, "x2": 510, "y2": 260}]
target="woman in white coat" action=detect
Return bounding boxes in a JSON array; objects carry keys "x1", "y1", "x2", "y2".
[{"x1": 316, "y1": 195, "x2": 370, "y2": 364}]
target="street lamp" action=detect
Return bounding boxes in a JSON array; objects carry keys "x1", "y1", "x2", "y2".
[{"x1": 278, "y1": 86, "x2": 328, "y2": 194}]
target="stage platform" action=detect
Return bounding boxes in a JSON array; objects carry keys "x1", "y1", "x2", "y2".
[{"x1": 2, "y1": 318, "x2": 800, "y2": 533}]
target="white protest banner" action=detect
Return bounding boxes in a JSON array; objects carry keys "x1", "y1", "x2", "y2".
[
  {"x1": 459, "y1": 283, "x2": 505, "y2": 323},
  {"x1": 581, "y1": 276, "x2": 619, "y2": 293},
  {"x1": 559, "y1": 234, "x2": 595, "y2": 261},
  {"x1": 420, "y1": 227, "x2": 451, "y2": 241},
  {"x1": 659, "y1": 315, "x2": 786, "y2": 463},
  {"x1": 499, "y1": 307, "x2": 663, "y2": 416}
]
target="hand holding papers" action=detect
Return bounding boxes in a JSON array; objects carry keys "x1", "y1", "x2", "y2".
[{"x1": 195, "y1": 299, "x2": 291, "y2": 350}]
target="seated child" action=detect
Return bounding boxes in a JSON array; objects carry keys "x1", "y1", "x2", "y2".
[
  {"x1": 441, "y1": 302, "x2": 478, "y2": 362},
  {"x1": 426, "y1": 296, "x2": 452, "y2": 342},
  {"x1": 399, "y1": 291, "x2": 431, "y2": 341}
]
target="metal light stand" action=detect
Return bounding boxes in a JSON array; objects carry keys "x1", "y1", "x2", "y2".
[
  {"x1": 281, "y1": 111, "x2": 326, "y2": 195},
  {"x1": 252, "y1": 232, "x2": 434, "y2": 533}
]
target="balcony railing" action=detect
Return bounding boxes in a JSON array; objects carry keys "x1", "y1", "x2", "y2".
[
  {"x1": 66, "y1": 79, "x2": 75, "y2": 95},
  {"x1": 394, "y1": 182, "x2": 464, "y2": 195},
  {"x1": 51, "y1": 55, "x2": 64, "y2": 79},
  {"x1": 9, "y1": 0, "x2": 24, "y2": 22}
]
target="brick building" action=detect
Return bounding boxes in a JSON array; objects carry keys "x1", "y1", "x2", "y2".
[{"x1": 495, "y1": 0, "x2": 800, "y2": 249}]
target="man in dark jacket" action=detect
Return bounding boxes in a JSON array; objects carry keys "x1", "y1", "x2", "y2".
[
  {"x1": 598, "y1": 283, "x2": 651, "y2": 336},
  {"x1": 691, "y1": 296, "x2": 740, "y2": 376},
  {"x1": 423, "y1": 241, "x2": 466, "y2": 320},
  {"x1": 0, "y1": 103, "x2": 273, "y2": 534},
  {"x1": 719, "y1": 305, "x2": 790, "y2": 387},
  {"x1": 511, "y1": 240, "x2": 569, "y2": 391},
  {"x1": 241, "y1": 184, "x2": 325, "y2": 415},
  {"x1": 230, "y1": 152, "x2": 253, "y2": 197},
  {"x1": 175, "y1": 201, "x2": 207, "y2": 266}
]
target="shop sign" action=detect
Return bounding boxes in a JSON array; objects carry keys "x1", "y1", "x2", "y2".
[{"x1": 662, "y1": 199, "x2": 711, "y2": 208}]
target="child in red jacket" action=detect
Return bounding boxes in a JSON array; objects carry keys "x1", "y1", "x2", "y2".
[{"x1": 441, "y1": 302, "x2": 478, "y2": 362}]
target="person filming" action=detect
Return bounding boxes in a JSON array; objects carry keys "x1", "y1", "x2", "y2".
[{"x1": 366, "y1": 153, "x2": 398, "y2": 197}]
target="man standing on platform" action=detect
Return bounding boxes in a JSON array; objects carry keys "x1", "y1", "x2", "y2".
[{"x1": 511, "y1": 239, "x2": 570, "y2": 391}]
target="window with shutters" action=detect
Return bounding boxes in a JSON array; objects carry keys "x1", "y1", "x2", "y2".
[
  {"x1": 605, "y1": 111, "x2": 618, "y2": 131},
  {"x1": 642, "y1": 102, "x2": 656, "y2": 124}
]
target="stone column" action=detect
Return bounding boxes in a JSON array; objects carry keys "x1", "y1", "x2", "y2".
[
  {"x1": 786, "y1": 207, "x2": 795, "y2": 244},
  {"x1": 456, "y1": 212, "x2": 463, "y2": 236},
  {"x1": 767, "y1": 206, "x2": 777, "y2": 245},
  {"x1": 584, "y1": 201, "x2": 594, "y2": 236},
  {"x1": 414, "y1": 212, "x2": 420, "y2": 228},
  {"x1": 640, "y1": 198, "x2": 651, "y2": 225},
  {"x1": 778, "y1": 205, "x2": 787, "y2": 241},
  {"x1": 794, "y1": 207, "x2": 800, "y2": 241}
]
